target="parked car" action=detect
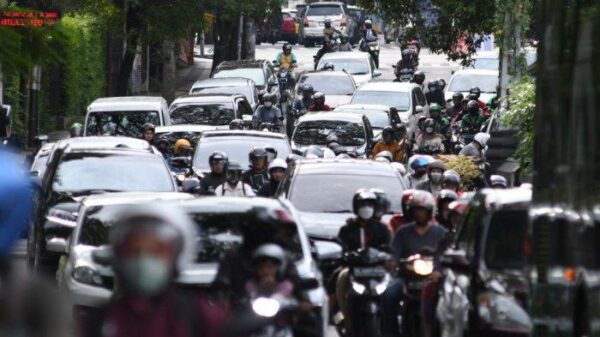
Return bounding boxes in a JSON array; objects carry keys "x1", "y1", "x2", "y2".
[
  {"x1": 291, "y1": 112, "x2": 374, "y2": 157},
  {"x1": 350, "y1": 82, "x2": 428, "y2": 137},
  {"x1": 189, "y1": 78, "x2": 259, "y2": 110},
  {"x1": 334, "y1": 104, "x2": 402, "y2": 141},
  {"x1": 212, "y1": 59, "x2": 280, "y2": 101},
  {"x1": 192, "y1": 130, "x2": 292, "y2": 174},
  {"x1": 316, "y1": 51, "x2": 381, "y2": 86},
  {"x1": 53, "y1": 192, "x2": 194, "y2": 309},
  {"x1": 294, "y1": 71, "x2": 357, "y2": 109},
  {"x1": 437, "y1": 187, "x2": 533, "y2": 337},
  {"x1": 301, "y1": 2, "x2": 357, "y2": 47},
  {"x1": 180, "y1": 196, "x2": 328, "y2": 337},
  {"x1": 445, "y1": 69, "x2": 499, "y2": 104},
  {"x1": 169, "y1": 94, "x2": 254, "y2": 127},
  {"x1": 28, "y1": 137, "x2": 177, "y2": 273},
  {"x1": 84, "y1": 96, "x2": 170, "y2": 137}
]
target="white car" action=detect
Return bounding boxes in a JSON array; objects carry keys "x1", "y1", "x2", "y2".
[
  {"x1": 445, "y1": 69, "x2": 499, "y2": 104},
  {"x1": 316, "y1": 52, "x2": 381, "y2": 86},
  {"x1": 294, "y1": 70, "x2": 357, "y2": 108},
  {"x1": 350, "y1": 82, "x2": 428, "y2": 137},
  {"x1": 189, "y1": 77, "x2": 259, "y2": 110},
  {"x1": 459, "y1": 50, "x2": 499, "y2": 71}
]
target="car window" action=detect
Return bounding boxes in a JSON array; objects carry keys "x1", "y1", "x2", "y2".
[
  {"x1": 306, "y1": 5, "x2": 342, "y2": 16},
  {"x1": 469, "y1": 58, "x2": 499, "y2": 71},
  {"x1": 170, "y1": 103, "x2": 235, "y2": 125},
  {"x1": 448, "y1": 74, "x2": 498, "y2": 93},
  {"x1": 297, "y1": 74, "x2": 355, "y2": 95},
  {"x1": 191, "y1": 86, "x2": 254, "y2": 103},
  {"x1": 293, "y1": 120, "x2": 366, "y2": 147},
  {"x1": 86, "y1": 111, "x2": 161, "y2": 138},
  {"x1": 237, "y1": 100, "x2": 253, "y2": 117},
  {"x1": 318, "y1": 59, "x2": 370, "y2": 75},
  {"x1": 334, "y1": 109, "x2": 390, "y2": 129},
  {"x1": 485, "y1": 209, "x2": 528, "y2": 270},
  {"x1": 351, "y1": 91, "x2": 411, "y2": 112},
  {"x1": 456, "y1": 200, "x2": 485, "y2": 258},
  {"x1": 213, "y1": 68, "x2": 266, "y2": 86},
  {"x1": 414, "y1": 88, "x2": 427, "y2": 107}
]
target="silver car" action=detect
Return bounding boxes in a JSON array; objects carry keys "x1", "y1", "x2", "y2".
[{"x1": 301, "y1": 2, "x2": 356, "y2": 47}]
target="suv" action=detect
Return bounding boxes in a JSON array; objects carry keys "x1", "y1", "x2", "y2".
[
  {"x1": 28, "y1": 137, "x2": 177, "y2": 273},
  {"x1": 301, "y1": 2, "x2": 356, "y2": 47}
]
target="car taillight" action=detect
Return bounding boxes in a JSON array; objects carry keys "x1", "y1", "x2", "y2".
[{"x1": 303, "y1": 17, "x2": 309, "y2": 27}]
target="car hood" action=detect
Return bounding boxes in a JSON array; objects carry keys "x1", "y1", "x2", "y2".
[
  {"x1": 326, "y1": 95, "x2": 353, "y2": 108},
  {"x1": 298, "y1": 211, "x2": 351, "y2": 237},
  {"x1": 351, "y1": 74, "x2": 372, "y2": 86}
]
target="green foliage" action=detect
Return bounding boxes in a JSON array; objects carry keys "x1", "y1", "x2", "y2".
[
  {"x1": 439, "y1": 155, "x2": 482, "y2": 191},
  {"x1": 502, "y1": 77, "x2": 535, "y2": 175}
]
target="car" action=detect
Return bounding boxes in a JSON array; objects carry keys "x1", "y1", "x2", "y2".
[
  {"x1": 458, "y1": 50, "x2": 499, "y2": 71},
  {"x1": 301, "y1": 2, "x2": 356, "y2": 47},
  {"x1": 52, "y1": 192, "x2": 194, "y2": 309},
  {"x1": 212, "y1": 59, "x2": 280, "y2": 100},
  {"x1": 84, "y1": 96, "x2": 170, "y2": 138},
  {"x1": 294, "y1": 71, "x2": 357, "y2": 109},
  {"x1": 192, "y1": 130, "x2": 292, "y2": 174},
  {"x1": 169, "y1": 94, "x2": 254, "y2": 127},
  {"x1": 291, "y1": 112, "x2": 374, "y2": 157},
  {"x1": 276, "y1": 9, "x2": 299, "y2": 44},
  {"x1": 350, "y1": 82, "x2": 428, "y2": 137},
  {"x1": 28, "y1": 137, "x2": 177, "y2": 273},
  {"x1": 437, "y1": 188, "x2": 532, "y2": 337},
  {"x1": 30, "y1": 142, "x2": 56, "y2": 178},
  {"x1": 276, "y1": 159, "x2": 408, "y2": 238},
  {"x1": 334, "y1": 104, "x2": 402, "y2": 140},
  {"x1": 154, "y1": 125, "x2": 217, "y2": 157},
  {"x1": 445, "y1": 68, "x2": 499, "y2": 104},
  {"x1": 189, "y1": 78, "x2": 260, "y2": 110},
  {"x1": 180, "y1": 197, "x2": 328, "y2": 337},
  {"x1": 316, "y1": 52, "x2": 381, "y2": 86}
]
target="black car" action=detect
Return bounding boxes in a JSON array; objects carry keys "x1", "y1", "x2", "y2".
[
  {"x1": 28, "y1": 137, "x2": 177, "y2": 273},
  {"x1": 438, "y1": 188, "x2": 533, "y2": 337},
  {"x1": 212, "y1": 59, "x2": 280, "y2": 101},
  {"x1": 276, "y1": 158, "x2": 408, "y2": 238}
]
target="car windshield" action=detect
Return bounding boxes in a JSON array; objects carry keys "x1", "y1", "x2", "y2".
[
  {"x1": 190, "y1": 212, "x2": 303, "y2": 262},
  {"x1": 293, "y1": 120, "x2": 366, "y2": 146},
  {"x1": 336, "y1": 109, "x2": 389, "y2": 128},
  {"x1": 297, "y1": 74, "x2": 355, "y2": 95},
  {"x1": 485, "y1": 209, "x2": 528, "y2": 270},
  {"x1": 290, "y1": 174, "x2": 403, "y2": 213},
  {"x1": 320, "y1": 59, "x2": 370, "y2": 75},
  {"x1": 53, "y1": 154, "x2": 173, "y2": 193},
  {"x1": 170, "y1": 103, "x2": 235, "y2": 125},
  {"x1": 448, "y1": 74, "x2": 498, "y2": 93},
  {"x1": 351, "y1": 91, "x2": 410, "y2": 111},
  {"x1": 306, "y1": 5, "x2": 342, "y2": 16},
  {"x1": 193, "y1": 137, "x2": 291, "y2": 171},
  {"x1": 155, "y1": 131, "x2": 204, "y2": 157},
  {"x1": 191, "y1": 86, "x2": 254, "y2": 103},
  {"x1": 213, "y1": 69, "x2": 265, "y2": 86},
  {"x1": 470, "y1": 58, "x2": 499, "y2": 71},
  {"x1": 85, "y1": 111, "x2": 160, "y2": 138}
]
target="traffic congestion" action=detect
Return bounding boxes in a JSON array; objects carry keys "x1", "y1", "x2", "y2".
[{"x1": 0, "y1": 1, "x2": 573, "y2": 337}]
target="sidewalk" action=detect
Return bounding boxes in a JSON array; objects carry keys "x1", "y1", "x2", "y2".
[{"x1": 175, "y1": 56, "x2": 213, "y2": 97}]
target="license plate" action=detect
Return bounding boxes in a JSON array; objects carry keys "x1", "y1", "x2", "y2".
[{"x1": 353, "y1": 267, "x2": 386, "y2": 278}]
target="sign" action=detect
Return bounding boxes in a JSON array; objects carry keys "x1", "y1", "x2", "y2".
[{"x1": 0, "y1": 10, "x2": 61, "y2": 27}]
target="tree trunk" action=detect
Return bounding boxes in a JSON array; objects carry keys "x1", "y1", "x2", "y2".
[
  {"x1": 211, "y1": 14, "x2": 241, "y2": 74},
  {"x1": 243, "y1": 18, "x2": 256, "y2": 60},
  {"x1": 160, "y1": 40, "x2": 176, "y2": 103},
  {"x1": 27, "y1": 65, "x2": 41, "y2": 147}
]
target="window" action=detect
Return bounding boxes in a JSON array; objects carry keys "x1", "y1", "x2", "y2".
[
  {"x1": 170, "y1": 103, "x2": 235, "y2": 125},
  {"x1": 86, "y1": 111, "x2": 160, "y2": 138},
  {"x1": 293, "y1": 120, "x2": 366, "y2": 147},
  {"x1": 485, "y1": 210, "x2": 528, "y2": 270},
  {"x1": 237, "y1": 100, "x2": 253, "y2": 117},
  {"x1": 456, "y1": 200, "x2": 484, "y2": 258},
  {"x1": 306, "y1": 5, "x2": 342, "y2": 16}
]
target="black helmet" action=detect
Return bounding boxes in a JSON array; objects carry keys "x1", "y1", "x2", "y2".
[
  {"x1": 313, "y1": 91, "x2": 325, "y2": 104},
  {"x1": 263, "y1": 93, "x2": 276, "y2": 103},
  {"x1": 249, "y1": 147, "x2": 269, "y2": 162},
  {"x1": 302, "y1": 84, "x2": 314, "y2": 93},
  {"x1": 370, "y1": 188, "x2": 391, "y2": 218},
  {"x1": 324, "y1": 18, "x2": 332, "y2": 26},
  {"x1": 374, "y1": 151, "x2": 393, "y2": 163},
  {"x1": 142, "y1": 122, "x2": 155, "y2": 133},
  {"x1": 340, "y1": 34, "x2": 348, "y2": 43},
  {"x1": 412, "y1": 71, "x2": 425, "y2": 85},
  {"x1": 401, "y1": 49, "x2": 411, "y2": 58},
  {"x1": 423, "y1": 118, "x2": 435, "y2": 133},
  {"x1": 352, "y1": 188, "x2": 377, "y2": 215},
  {"x1": 452, "y1": 92, "x2": 464, "y2": 103},
  {"x1": 322, "y1": 62, "x2": 334, "y2": 71},
  {"x1": 283, "y1": 43, "x2": 292, "y2": 52},
  {"x1": 226, "y1": 162, "x2": 243, "y2": 184},
  {"x1": 469, "y1": 86, "x2": 481, "y2": 98},
  {"x1": 229, "y1": 119, "x2": 244, "y2": 130},
  {"x1": 427, "y1": 160, "x2": 445, "y2": 172},
  {"x1": 467, "y1": 100, "x2": 480, "y2": 114},
  {"x1": 443, "y1": 170, "x2": 461, "y2": 186},
  {"x1": 209, "y1": 151, "x2": 228, "y2": 166},
  {"x1": 437, "y1": 78, "x2": 446, "y2": 90},
  {"x1": 427, "y1": 79, "x2": 439, "y2": 90},
  {"x1": 382, "y1": 126, "x2": 395, "y2": 138},
  {"x1": 437, "y1": 189, "x2": 458, "y2": 212}
]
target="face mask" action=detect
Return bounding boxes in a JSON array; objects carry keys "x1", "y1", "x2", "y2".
[
  {"x1": 426, "y1": 127, "x2": 434, "y2": 134},
  {"x1": 121, "y1": 255, "x2": 172, "y2": 297},
  {"x1": 429, "y1": 87, "x2": 436, "y2": 92},
  {"x1": 430, "y1": 172, "x2": 443, "y2": 183},
  {"x1": 264, "y1": 102, "x2": 273, "y2": 108},
  {"x1": 358, "y1": 206, "x2": 374, "y2": 220}
]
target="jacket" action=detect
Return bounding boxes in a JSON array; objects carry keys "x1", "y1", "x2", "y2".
[
  {"x1": 199, "y1": 172, "x2": 226, "y2": 195},
  {"x1": 257, "y1": 180, "x2": 280, "y2": 198},
  {"x1": 215, "y1": 181, "x2": 255, "y2": 197},
  {"x1": 293, "y1": 98, "x2": 313, "y2": 112},
  {"x1": 254, "y1": 105, "x2": 282, "y2": 125},
  {"x1": 308, "y1": 104, "x2": 332, "y2": 112},
  {"x1": 370, "y1": 140, "x2": 408, "y2": 162},
  {"x1": 458, "y1": 142, "x2": 483, "y2": 159},
  {"x1": 459, "y1": 112, "x2": 486, "y2": 131},
  {"x1": 338, "y1": 218, "x2": 391, "y2": 252},
  {"x1": 242, "y1": 169, "x2": 269, "y2": 191}
]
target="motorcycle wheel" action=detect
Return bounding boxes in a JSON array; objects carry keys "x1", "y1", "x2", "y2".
[{"x1": 372, "y1": 53, "x2": 380, "y2": 68}]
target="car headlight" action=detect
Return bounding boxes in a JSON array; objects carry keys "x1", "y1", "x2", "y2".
[
  {"x1": 72, "y1": 265, "x2": 103, "y2": 286},
  {"x1": 478, "y1": 292, "x2": 532, "y2": 332},
  {"x1": 46, "y1": 208, "x2": 78, "y2": 228},
  {"x1": 351, "y1": 281, "x2": 366, "y2": 294}
]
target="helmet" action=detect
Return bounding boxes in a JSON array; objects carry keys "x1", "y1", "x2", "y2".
[
  {"x1": 448, "y1": 200, "x2": 468, "y2": 215},
  {"x1": 324, "y1": 18, "x2": 332, "y2": 26},
  {"x1": 427, "y1": 80, "x2": 439, "y2": 90},
  {"x1": 374, "y1": 151, "x2": 393, "y2": 163},
  {"x1": 268, "y1": 158, "x2": 288, "y2": 172},
  {"x1": 412, "y1": 71, "x2": 425, "y2": 85},
  {"x1": 352, "y1": 188, "x2": 377, "y2": 215},
  {"x1": 70, "y1": 122, "x2": 83, "y2": 137},
  {"x1": 174, "y1": 139, "x2": 192, "y2": 155},
  {"x1": 283, "y1": 43, "x2": 292, "y2": 52},
  {"x1": 473, "y1": 132, "x2": 490, "y2": 147},
  {"x1": 423, "y1": 118, "x2": 435, "y2": 134},
  {"x1": 370, "y1": 188, "x2": 391, "y2": 217},
  {"x1": 452, "y1": 92, "x2": 464, "y2": 103},
  {"x1": 429, "y1": 103, "x2": 443, "y2": 113},
  {"x1": 252, "y1": 243, "x2": 288, "y2": 274},
  {"x1": 382, "y1": 126, "x2": 395, "y2": 139},
  {"x1": 263, "y1": 93, "x2": 276, "y2": 104},
  {"x1": 249, "y1": 147, "x2": 269, "y2": 162},
  {"x1": 302, "y1": 84, "x2": 314, "y2": 94},
  {"x1": 437, "y1": 78, "x2": 446, "y2": 90},
  {"x1": 313, "y1": 91, "x2": 325, "y2": 103},
  {"x1": 410, "y1": 156, "x2": 429, "y2": 171},
  {"x1": 443, "y1": 170, "x2": 461, "y2": 186},
  {"x1": 401, "y1": 49, "x2": 411, "y2": 57},
  {"x1": 467, "y1": 100, "x2": 480, "y2": 114},
  {"x1": 142, "y1": 122, "x2": 155, "y2": 133},
  {"x1": 303, "y1": 145, "x2": 324, "y2": 159},
  {"x1": 157, "y1": 135, "x2": 169, "y2": 146},
  {"x1": 209, "y1": 151, "x2": 228, "y2": 166},
  {"x1": 427, "y1": 160, "x2": 445, "y2": 172},
  {"x1": 401, "y1": 189, "x2": 417, "y2": 216},
  {"x1": 438, "y1": 189, "x2": 458, "y2": 203},
  {"x1": 340, "y1": 34, "x2": 348, "y2": 43},
  {"x1": 336, "y1": 153, "x2": 351, "y2": 159},
  {"x1": 469, "y1": 86, "x2": 481, "y2": 98},
  {"x1": 229, "y1": 119, "x2": 244, "y2": 130},
  {"x1": 322, "y1": 62, "x2": 335, "y2": 71},
  {"x1": 411, "y1": 190, "x2": 435, "y2": 212},
  {"x1": 490, "y1": 175, "x2": 508, "y2": 188},
  {"x1": 226, "y1": 162, "x2": 243, "y2": 184},
  {"x1": 391, "y1": 162, "x2": 407, "y2": 176},
  {"x1": 364, "y1": 19, "x2": 372, "y2": 27}
]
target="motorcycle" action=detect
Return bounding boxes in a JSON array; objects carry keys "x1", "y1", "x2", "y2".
[
  {"x1": 334, "y1": 247, "x2": 392, "y2": 337},
  {"x1": 453, "y1": 126, "x2": 477, "y2": 154},
  {"x1": 359, "y1": 38, "x2": 380, "y2": 68},
  {"x1": 394, "y1": 67, "x2": 415, "y2": 82},
  {"x1": 398, "y1": 248, "x2": 435, "y2": 337}
]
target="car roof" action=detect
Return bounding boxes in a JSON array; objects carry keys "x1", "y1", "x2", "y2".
[
  {"x1": 81, "y1": 192, "x2": 193, "y2": 207},
  {"x1": 320, "y1": 52, "x2": 370, "y2": 61},
  {"x1": 87, "y1": 96, "x2": 166, "y2": 112},
  {"x1": 356, "y1": 81, "x2": 418, "y2": 92},
  {"x1": 201, "y1": 130, "x2": 288, "y2": 140},
  {"x1": 296, "y1": 159, "x2": 398, "y2": 177},
  {"x1": 335, "y1": 104, "x2": 392, "y2": 112},
  {"x1": 171, "y1": 94, "x2": 241, "y2": 104},
  {"x1": 181, "y1": 196, "x2": 286, "y2": 214},
  {"x1": 300, "y1": 70, "x2": 354, "y2": 79},
  {"x1": 478, "y1": 187, "x2": 532, "y2": 208},
  {"x1": 451, "y1": 69, "x2": 499, "y2": 76},
  {"x1": 308, "y1": 2, "x2": 344, "y2": 7},
  {"x1": 56, "y1": 136, "x2": 153, "y2": 152},
  {"x1": 215, "y1": 59, "x2": 268, "y2": 70},
  {"x1": 297, "y1": 112, "x2": 364, "y2": 123},
  {"x1": 155, "y1": 125, "x2": 217, "y2": 133},
  {"x1": 191, "y1": 77, "x2": 255, "y2": 88}
]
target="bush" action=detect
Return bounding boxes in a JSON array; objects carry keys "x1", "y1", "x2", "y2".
[{"x1": 438, "y1": 154, "x2": 482, "y2": 191}]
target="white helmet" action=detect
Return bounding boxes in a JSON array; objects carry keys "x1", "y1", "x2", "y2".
[
  {"x1": 365, "y1": 19, "x2": 372, "y2": 25},
  {"x1": 268, "y1": 158, "x2": 288, "y2": 171},
  {"x1": 474, "y1": 132, "x2": 490, "y2": 147}
]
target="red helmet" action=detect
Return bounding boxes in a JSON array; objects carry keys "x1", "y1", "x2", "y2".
[
  {"x1": 411, "y1": 190, "x2": 435, "y2": 212},
  {"x1": 448, "y1": 200, "x2": 468, "y2": 215},
  {"x1": 401, "y1": 189, "x2": 417, "y2": 215}
]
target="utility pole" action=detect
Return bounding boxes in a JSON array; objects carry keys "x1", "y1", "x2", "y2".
[
  {"x1": 237, "y1": 14, "x2": 244, "y2": 60},
  {"x1": 27, "y1": 65, "x2": 41, "y2": 147}
]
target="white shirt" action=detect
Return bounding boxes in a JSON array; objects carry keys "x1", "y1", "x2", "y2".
[{"x1": 215, "y1": 181, "x2": 255, "y2": 197}]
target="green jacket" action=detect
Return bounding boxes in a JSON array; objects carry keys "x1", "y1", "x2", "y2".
[{"x1": 459, "y1": 113, "x2": 485, "y2": 131}]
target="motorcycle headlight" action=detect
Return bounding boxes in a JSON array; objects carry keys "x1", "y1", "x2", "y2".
[
  {"x1": 375, "y1": 274, "x2": 391, "y2": 295},
  {"x1": 413, "y1": 258, "x2": 434, "y2": 276},
  {"x1": 351, "y1": 281, "x2": 366, "y2": 294},
  {"x1": 72, "y1": 265, "x2": 103, "y2": 286},
  {"x1": 252, "y1": 297, "x2": 281, "y2": 317},
  {"x1": 46, "y1": 208, "x2": 78, "y2": 228}
]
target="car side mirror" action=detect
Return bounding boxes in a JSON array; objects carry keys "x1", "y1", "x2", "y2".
[
  {"x1": 313, "y1": 240, "x2": 343, "y2": 260},
  {"x1": 373, "y1": 71, "x2": 382, "y2": 78},
  {"x1": 181, "y1": 177, "x2": 200, "y2": 194},
  {"x1": 440, "y1": 250, "x2": 471, "y2": 271},
  {"x1": 171, "y1": 157, "x2": 191, "y2": 169},
  {"x1": 92, "y1": 246, "x2": 113, "y2": 266},
  {"x1": 414, "y1": 105, "x2": 424, "y2": 114},
  {"x1": 46, "y1": 237, "x2": 68, "y2": 253}
]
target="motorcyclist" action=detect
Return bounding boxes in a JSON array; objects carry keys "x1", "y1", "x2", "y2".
[
  {"x1": 169, "y1": 139, "x2": 193, "y2": 173},
  {"x1": 245, "y1": 243, "x2": 297, "y2": 301},
  {"x1": 314, "y1": 36, "x2": 334, "y2": 68},
  {"x1": 199, "y1": 151, "x2": 228, "y2": 195},
  {"x1": 141, "y1": 122, "x2": 155, "y2": 144},
  {"x1": 408, "y1": 156, "x2": 430, "y2": 188},
  {"x1": 448, "y1": 199, "x2": 469, "y2": 233},
  {"x1": 370, "y1": 126, "x2": 407, "y2": 162},
  {"x1": 410, "y1": 70, "x2": 426, "y2": 89},
  {"x1": 293, "y1": 84, "x2": 315, "y2": 113},
  {"x1": 458, "y1": 100, "x2": 486, "y2": 132},
  {"x1": 156, "y1": 136, "x2": 170, "y2": 159},
  {"x1": 437, "y1": 78, "x2": 447, "y2": 91},
  {"x1": 242, "y1": 147, "x2": 270, "y2": 191},
  {"x1": 257, "y1": 159, "x2": 287, "y2": 197},
  {"x1": 215, "y1": 162, "x2": 255, "y2": 197},
  {"x1": 274, "y1": 43, "x2": 298, "y2": 72},
  {"x1": 307, "y1": 92, "x2": 332, "y2": 111},
  {"x1": 413, "y1": 118, "x2": 446, "y2": 154},
  {"x1": 361, "y1": 19, "x2": 378, "y2": 42},
  {"x1": 436, "y1": 189, "x2": 458, "y2": 231},
  {"x1": 393, "y1": 50, "x2": 416, "y2": 82},
  {"x1": 459, "y1": 132, "x2": 490, "y2": 160},
  {"x1": 323, "y1": 18, "x2": 341, "y2": 38},
  {"x1": 425, "y1": 80, "x2": 446, "y2": 106},
  {"x1": 442, "y1": 170, "x2": 463, "y2": 196},
  {"x1": 428, "y1": 103, "x2": 450, "y2": 134},
  {"x1": 490, "y1": 174, "x2": 508, "y2": 188},
  {"x1": 337, "y1": 34, "x2": 352, "y2": 51},
  {"x1": 445, "y1": 92, "x2": 464, "y2": 121},
  {"x1": 254, "y1": 93, "x2": 283, "y2": 128},
  {"x1": 417, "y1": 160, "x2": 446, "y2": 197},
  {"x1": 229, "y1": 119, "x2": 244, "y2": 130},
  {"x1": 468, "y1": 86, "x2": 490, "y2": 117},
  {"x1": 389, "y1": 189, "x2": 417, "y2": 233},
  {"x1": 70, "y1": 122, "x2": 83, "y2": 138}
]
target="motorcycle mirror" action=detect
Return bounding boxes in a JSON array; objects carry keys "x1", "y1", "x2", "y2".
[
  {"x1": 268, "y1": 78, "x2": 278, "y2": 86},
  {"x1": 414, "y1": 105, "x2": 424, "y2": 114}
]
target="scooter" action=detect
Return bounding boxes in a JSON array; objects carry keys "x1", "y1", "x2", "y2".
[
  {"x1": 359, "y1": 38, "x2": 380, "y2": 68},
  {"x1": 394, "y1": 67, "x2": 415, "y2": 82}
]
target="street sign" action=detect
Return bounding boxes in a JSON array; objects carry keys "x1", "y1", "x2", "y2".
[{"x1": 0, "y1": 10, "x2": 61, "y2": 27}]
